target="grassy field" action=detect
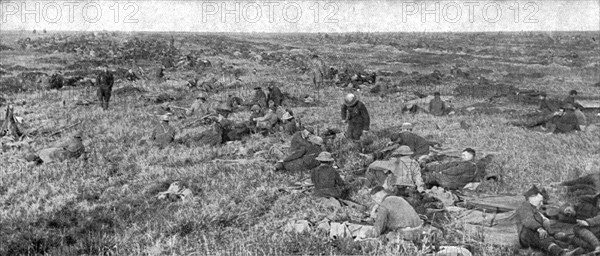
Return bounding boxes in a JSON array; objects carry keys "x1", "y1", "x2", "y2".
[{"x1": 1, "y1": 31, "x2": 599, "y2": 255}]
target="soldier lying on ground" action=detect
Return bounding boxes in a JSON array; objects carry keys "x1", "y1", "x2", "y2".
[
  {"x1": 422, "y1": 148, "x2": 484, "y2": 190},
  {"x1": 311, "y1": 152, "x2": 350, "y2": 199},
  {"x1": 516, "y1": 185, "x2": 584, "y2": 256},
  {"x1": 274, "y1": 135, "x2": 324, "y2": 177},
  {"x1": 367, "y1": 186, "x2": 424, "y2": 241},
  {"x1": 30, "y1": 131, "x2": 85, "y2": 164},
  {"x1": 386, "y1": 123, "x2": 436, "y2": 162},
  {"x1": 366, "y1": 146, "x2": 425, "y2": 193},
  {"x1": 218, "y1": 116, "x2": 251, "y2": 143}
]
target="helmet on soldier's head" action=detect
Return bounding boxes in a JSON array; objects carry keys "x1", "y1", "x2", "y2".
[
  {"x1": 73, "y1": 131, "x2": 83, "y2": 138},
  {"x1": 344, "y1": 93, "x2": 358, "y2": 107},
  {"x1": 400, "y1": 122, "x2": 413, "y2": 131},
  {"x1": 251, "y1": 105, "x2": 261, "y2": 111}
]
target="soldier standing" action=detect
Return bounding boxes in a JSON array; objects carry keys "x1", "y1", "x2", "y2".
[
  {"x1": 96, "y1": 65, "x2": 114, "y2": 110},
  {"x1": 341, "y1": 93, "x2": 370, "y2": 141}
]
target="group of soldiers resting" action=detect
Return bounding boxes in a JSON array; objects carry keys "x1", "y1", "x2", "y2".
[
  {"x1": 15, "y1": 56, "x2": 594, "y2": 254},
  {"x1": 516, "y1": 185, "x2": 600, "y2": 256},
  {"x1": 513, "y1": 90, "x2": 588, "y2": 134}
]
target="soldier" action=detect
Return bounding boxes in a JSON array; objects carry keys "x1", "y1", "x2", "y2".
[
  {"x1": 48, "y1": 71, "x2": 64, "y2": 90},
  {"x1": 267, "y1": 83, "x2": 284, "y2": 107},
  {"x1": 125, "y1": 69, "x2": 139, "y2": 81},
  {"x1": 564, "y1": 90, "x2": 584, "y2": 110},
  {"x1": 429, "y1": 92, "x2": 450, "y2": 116},
  {"x1": 252, "y1": 86, "x2": 268, "y2": 109},
  {"x1": 150, "y1": 115, "x2": 176, "y2": 148},
  {"x1": 367, "y1": 186, "x2": 424, "y2": 241},
  {"x1": 422, "y1": 148, "x2": 484, "y2": 190},
  {"x1": 154, "y1": 65, "x2": 165, "y2": 82},
  {"x1": 367, "y1": 146, "x2": 425, "y2": 193},
  {"x1": 35, "y1": 131, "x2": 85, "y2": 164},
  {"x1": 341, "y1": 93, "x2": 370, "y2": 141},
  {"x1": 274, "y1": 135, "x2": 323, "y2": 176},
  {"x1": 389, "y1": 123, "x2": 433, "y2": 161},
  {"x1": 96, "y1": 65, "x2": 114, "y2": 110},
  {"x1": 550, "y1": 104, "x2": 581, "y2": 134},
  {"x1": 247, "y1": 104, "x2": 264, "y2": 128},
  {"x1": 311, "y1": 152, "x2": 349, "y2": 199},
  {"x1": 516, "y1": 186, "x2": 583, "y2": 256},
  {"x1": 310, "y1": 54, "x2": 326, "y2": 89},
  {"x1": 55, "y1": 131, "x2": 85, "y2": 160},
  {"x1": 186, "y1": 93, "x2": 210, "y2": 116}
]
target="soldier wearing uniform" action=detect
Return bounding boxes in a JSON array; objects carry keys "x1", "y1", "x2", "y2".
[
  {"x1": 150, "y1": 115, "x2": 176, "y2": 148},
  {"x1": 96, "y1": 65, "x2": 114, "y2": 110},
  {"x1": 341, "y1": 93, "x2": 370, "y2": 141}
]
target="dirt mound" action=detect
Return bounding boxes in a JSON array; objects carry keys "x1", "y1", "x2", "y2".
[
  {"x1": 0, "y1": 44, "x2": 13, "y2": 51},
  {"x1": 65, "y1": 59, "x2": 105, "y2": 70},
  {"x1": 37, "y1": 56, "x2": 69, "y2": 65},
  {"x1": 18, "y1": 71, "x2": 47, "y2": 82},
  {"x1": 0, "y1": 77, "x2": 28, "y2": 94},
  {"x1": 5, "y1": 65, "x2": 31, "y2": 71},
  {"x1": 454, "y1": 81, "x2": 518, "y2": 99},
  {"x1": 113, "y1": 86, "x2": 147, "y2": 96}
]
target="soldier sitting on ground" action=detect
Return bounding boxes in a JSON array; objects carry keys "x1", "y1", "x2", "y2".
[
  {"x1": 267, "y1": 83, "x2": 284, "y2": 107},
  {"x1": 311, "y1": 152, "x2": 350, "y2": 199},
  {"x1": 549, "y1": 104, "x2": 581, "y2": 134},
  {"x1": 278, "y1": 111, "x2": 302, "y2": 136},
  {"x1": 429, "y1": 92, "x2": 452, "y2": 116},
  {"x1": 251, "y1": 86, "x2": 268, "y2": 109},
  {"x1": 563, "y1": 90, "x2": 584, "y2": 110},
  {"x1": 186, "y1": 93, "x2": 211, "y2": 116},
  {"x1": 150, "y1": 115, "x2": 176, "y2": 148},
  {"x1": 125, "y1": 68, "x2": 139, "y2": 81},
  {"x1": 247, "y1": 104, "x2": 264, "y2": 128},
  {"x1": 515, "y1": 185, "x2": 584, "y2": 256},
  {"x1": 558, "y1": 194, "x2": 600, "y2": 254},
  {"x1": 366, "y1": 146, "x2": 425, "y2": 194},
  {"x1": 253, "y1": 105, "x2": 279, "y2": 134},
  {"x1": 48, "y1": 71, "x2": 64, "y2": 90}
]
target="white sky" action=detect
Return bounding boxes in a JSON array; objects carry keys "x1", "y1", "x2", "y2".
[{"x1": 1, "y1": 1, "x2": 599, "y2": 32}]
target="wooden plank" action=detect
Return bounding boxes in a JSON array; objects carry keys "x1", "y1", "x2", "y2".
[
  {"x1": 578, "y1": 100, "x2": 600, "y2": 109},
  {"x1": 461, "y1": 195, "x2": 523, "y2": 213}
]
